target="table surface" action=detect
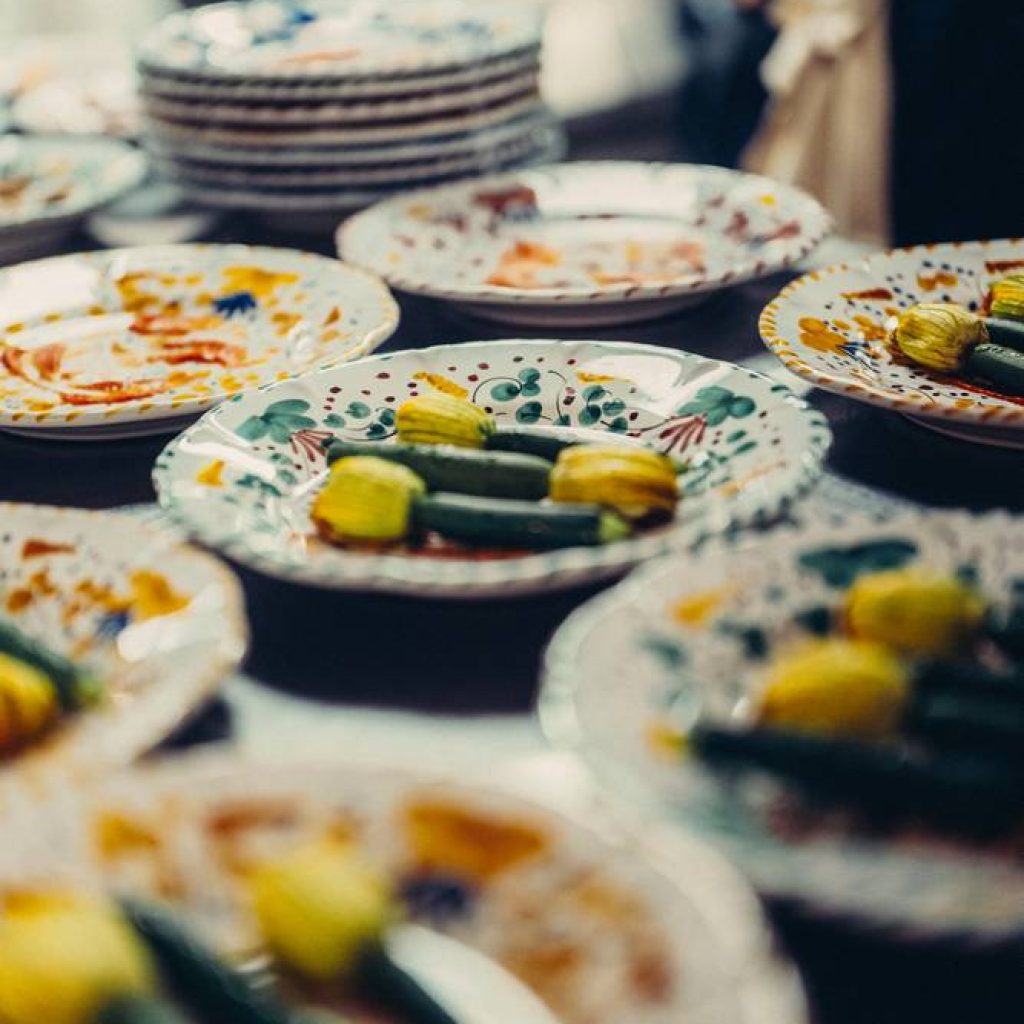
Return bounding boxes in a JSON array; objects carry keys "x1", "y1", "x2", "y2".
[{"x1": 1, "y1": 215, "x2": 1022, "y2": 1023}]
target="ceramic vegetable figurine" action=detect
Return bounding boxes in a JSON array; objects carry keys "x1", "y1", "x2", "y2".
[
  {"x1": 755, "y1": 638, "x2": 909, "y2": 737},
  {"x1": 0, "y1": 893, "x2": 183, "y2": 1024},
  {"x1": 891, "y1": 302, "x2": 1024, "y2": 394},
  {"x1": 249, "y1": 836, "x2": 455, "y2": 1024},
  {"x1": 549, "y1": 445, "x2": 679, "y2": 520},
  {"x1": 0, "y1": 620, "x2": 102, "y2": 754},
  {"x1": 312, "y1": 455, "x2": 631, "y2": 551},
  {"x1": 844, "y1": 567, "x2": 984, "y2": 656}
]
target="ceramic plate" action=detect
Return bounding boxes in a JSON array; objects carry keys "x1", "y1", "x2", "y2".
[
  {"x1": 0, "y1": 135, "x2": 145, "y2": 244},
  {"x1": 0, "y1": 752, "x2": 807, "y2": 1024},
  {"x1": 153, "y1": 339, "x2": 830, "y2": 598},
  {"x1": 155, "y1": 123, "x2": 561, "y2": 189},
  {"x1": 146, "y1": 93, "x2": 544, "y2": 147},
  {"x1": 144, "y1": 107, "x2": 552, "y2": 166},
  {"x1": 338, "y1": 162, "x2": 833, "y2": 327},
  {"x1": 139, "y1": 0, "x2": 543, "y2": 81},
  {"x1": 0, "y1": 244, "x2": 398, "y2": 437},
  {"x1": 760, "y1": 239, "x2": 1024, "y2": 448},
  {"x1": 541, "y1": 510, "x2": 1024, "y2": 942},
  {"x1": 138, "y1": 49, "x2": 540, "y2": 102},
  {"x1": 0, "y1": 504, "x2": 244, "y2": 802},
  {"x1": 140, "y1": 67, "x2": 539, "y2": 126},
  {"x1": 11, "y1": 70, "x2": 139, "y2": 139}
]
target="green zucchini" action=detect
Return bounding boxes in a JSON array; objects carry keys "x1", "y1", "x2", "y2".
[
  {"x1": 914, "y1": 659, "x2": 1024, "y2": 703},
  {"x1": 965, "y1": 342, "x2": 1024, "y2": 395},
  {"x1": 906, "y1": 688, "x2": 1024, "y2": 756},
  {"x1": 983, "y1": 317, "x2": 1024, "y2": 353},
  {"x1": 94, "y1": 995, "x2": 190, "y2": 1024},
  {"x1": 689, "y1": 723, "x2": 1024, "y2": 835},
  {"x1": 325, "y1": 440, "x2": 551, "y2": 500},
  {"x1": 986, "y1": 603, "x2": 1024, "y2": 661},
  {"x1": 0, "y1": 618, "x2": 100, "y2": 710},
  {"x1": 412, "y1": 493, "x2": 630, "y2": 550},
  {"x1": 484, "y1": 427, "x2": 579, "y2": 461},
  {"x1": 120, "y1": 901, "x2": 294, "y2": 1024}
]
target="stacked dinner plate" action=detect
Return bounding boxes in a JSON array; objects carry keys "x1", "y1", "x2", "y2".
[{"x1": 137, "y1": 0, "x2": 563, "y2": 226}]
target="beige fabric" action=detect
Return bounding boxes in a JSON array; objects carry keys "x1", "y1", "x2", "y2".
[{"x1": 742, "y1": 0, "x2": 891, "y2": 244}]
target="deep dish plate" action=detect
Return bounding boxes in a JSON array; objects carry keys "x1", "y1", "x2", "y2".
[
  {"x1": 0, "y1": 752, "x2": 807, "y2": 1024},
  {"x1": 760, "y1": 239, "x2": 1024, "y2": 447},
  {"x1": 339, "y1": 161, "x2": 832, "y2": 327},
  {"x1": 0, "y1": 504, "x2": 245, "y2": 800},
  {"x1": 0, "y1": 243, "x2": 397, "y2": 437},
  {"x1": 540, "y1": 510, "x2": 1024, "y2": 942},
  {"x1": 153, "y1": 338, "x2": 830, "y2": 597}
]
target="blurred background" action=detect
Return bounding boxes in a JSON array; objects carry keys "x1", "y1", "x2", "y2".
[{"x1": 1, "y1": 0, "x2": 1022, "y2": 246}]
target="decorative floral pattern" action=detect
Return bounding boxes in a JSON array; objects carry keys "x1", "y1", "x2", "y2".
[
  {"x1": 0, "y1": 756, "x2": 788, "y2": 1024},
  {"x1": 155, "y1": 339, "x2": 830, "y2": 597},
  {"x1": 760, "y1": 238, "x2": 1024, "y2": 441},
  {"x1": 0, "y1": 504, "x2": 244, "y2": 797},
  {"x1": 139, "y1": 0, "x2": 543, "y2": 79},
  {"x1": 339, "y1": 162, "x2": 833, "y2": 319},
  {"x1": 0, "y1": 244, "x2": 398, "y2": 435},
  {"x1": 541, "y1": 511, "x2": 1024, "y2": 941}
]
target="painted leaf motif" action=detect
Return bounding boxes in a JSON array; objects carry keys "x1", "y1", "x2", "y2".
[
  {"x1": 345, "y1": 401, "x2": 371, "y2": 418},
  {"x1": 490, "y1": 382, "x2": 521, "y2": 401},
  {"x1": 518, "y1": 367, "x2": 541, "y2": 396},
  {"x1": 236, "y1": 416, "x2": 268, "y2": 441},
  {"x1": 798, "y1": 539, "x2": 919, "y2": 588},
  {"x1": 516, "y1": 401, "x2": 543, "y2": 424},
  {"x1": 264, "y1": 399, "x2": 310, "y2": 418},
  {"x1": 324, "y1": 413, "x2": 346, "y2": 428},
  {"x1": 578, "y1": 404, "x2": 601, "y2": 426}
]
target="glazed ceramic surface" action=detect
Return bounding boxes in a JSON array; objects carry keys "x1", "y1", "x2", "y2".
[
  {"x1": 0, "y1": 135, "x2": 145, "y2": 234},
  {"x1": 12, "y1": 70, "x2": 139, "y2": 139},
  {"x1": 153, "y1": 339, "x2": 830, "y2": 597},
  {"x1": 338, "y1": 162, "x2": 832, "y2": 326},
  {"x1": 0, "y1": 505, "x2": 245, "y2": 799},
  {"x1": 541, "y1": 511, "x2": 1024, "y2": 941},
  {"x1": 760, "y1": 239, "x2": 1024, "y2": 447},
  {"x1": 139, "y1": 0, "x2": 543, "y2": 80},
  {"x1": 0, "y1": 753, "x2": 806, "y2": 1024},
  {"x1": 0, "y1": 244, "x2": 398, "y2": 436}
]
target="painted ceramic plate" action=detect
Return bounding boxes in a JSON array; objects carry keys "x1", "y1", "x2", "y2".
[
  {"x1": 541, "y1": 511, "x2": 1024, "y2": 941},
  {"x1": 138, "y1": 49, "x2": 540, "y2": 102},
  {"x1": 139, "y1": 0, "x2": 543, "y2": 81},
  {"x1": 0, "y1": 504, "x2": 245, "y2": 801},
  {"x1": 0, "y1": 136, "x2": 146, "y2": 262},
  {"x1": 153, "y1": 339, "x2": 830, "y2": 598},
  {"x1": 140, "y1": 67, "x2": 539, "y2": 126},
  {"x1": 338, "y1": 162, "x2": 833, "y2": 327},
  {"x1": 0, "y1": 244, "x2": 398, "y2": 437},
  {"x1": 0, "y1": 752, "x2": 807, "y2": 1024},
  {"x1": 11, "y1": 69, "x2": 140, "y2": 139},
  {"x1": 760, "y1": 239, "x2": 1024, "y2": 448},
  {"x1": 144, "y1": 107, "x2": 552, "y2": 167}
]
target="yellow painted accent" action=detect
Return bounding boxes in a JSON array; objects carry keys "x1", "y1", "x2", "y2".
[
  {"x1": 671, "y1": 587, "x2": 732, "y2": 627},
  {"x1": 196, "y1": 459, "x2": 225, "y2": 487}
]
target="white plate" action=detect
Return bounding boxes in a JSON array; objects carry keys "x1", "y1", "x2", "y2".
[
  {"x1": 338, "y1": 161, "x2": 833, "y2": 327},
  {"x1": 0, "y1": 244, "x2": 397, "y2": 437},
  {"x1": 0, "y1": 504, "x2": 244, "y2": 801},
  {"x1": 0, "y1": 135, "x2": 146, "y2": 236},
  {"x1": 760, "y1": 239, "x2": 1024, "y2": 447},
  {"x1": 165, "y1": 128, "x2": 566, "y2": 216},
  {"x1": 138, "y1": 48, "x2": 540, "y2": 102},
  {"x1": 11, "y1": 69, "x2": 140, "y2": 139},
  {"x1": 145, "y1": 92, "x2": 544, "y2": 146},
  {"x1": 0, "y1": 752, "x2": 807, "y2": 1024},
  {"x1": 142, "y1": 106, "x2": 552, "y2": 166},
  {"x1": 154, "y1": 123, "x2": 561, "y2": 188},
  {"x1": 139, "y1": 0, "x2": 544, "y2": 81},
  {"x1": 153, "y1": 338, "x2": 830, "y2": 598},
  {"x1": 140, "y1": 66, "x2": 539, "y2": 126},
  {"x1": 541, "y1": 510, "x2": 1024, "y2": 942}
]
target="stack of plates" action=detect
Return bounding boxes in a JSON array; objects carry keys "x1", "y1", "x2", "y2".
[{"x1": 138, "y1": 0, "x2": 562, "y2": 223}]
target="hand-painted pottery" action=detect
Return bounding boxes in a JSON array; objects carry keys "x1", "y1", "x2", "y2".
[
  {"x1": 0, "y1": 753, "x2": 807, "y2": 1024},
  {"x1": 12, "y1": 69, "x2": 140, "y2": 139},
  {"x1": 0, "y1": 135, "x2": 146, "y2": 263},
  {"x1": 760, "y1": 239, "x2": 1024, "y2": 448},
  {"x1": 0, "y1": 243, "x2": 398, "y2": 438},
  {"x1": 0, "y1": 504, "x2": 244, "y2": 800},
  {"x1": 338, "y1": 162, "x2": 833, "y2": 327},
  {"x1": 541, "y1": 510, "x2": 1024, "y2": 941},
  {"x1": 138, "y1": 0, "x2": 543, "y2": 81},
  {"x1": 153, "y1": 339, "x2": 830, "y2": 598}
]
